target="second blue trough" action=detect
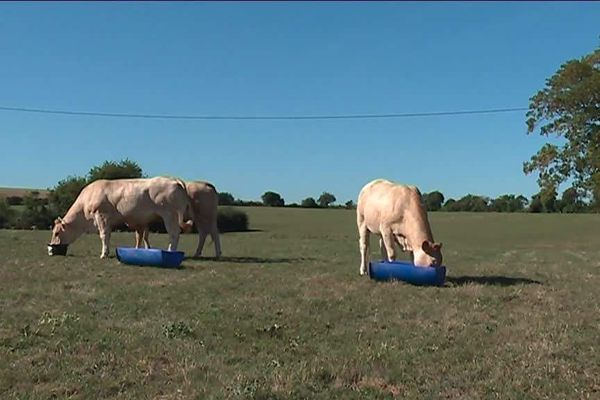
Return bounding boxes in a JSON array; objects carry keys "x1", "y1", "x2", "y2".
[
  {"x1": 116, "y1": 247, "x2": 185, "y2": 268},
  {"x1": 369, "y1": 260, "x2": 446, "y2": 286}
]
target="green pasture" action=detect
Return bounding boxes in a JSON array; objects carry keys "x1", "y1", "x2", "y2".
[{"x1": 1, "y1": 208, "x2": 599, "y2": 399}]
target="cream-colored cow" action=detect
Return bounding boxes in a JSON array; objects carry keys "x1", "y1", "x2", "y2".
[
  {"x1": 356, "y1": 179, "x2": 443, "y2": 275},
  {"x1": 134, "y1": 180, "x2": 222, "y2": 258},
  {"x1": 49, "y1": 177, "x2": 193, "y2": 258}
]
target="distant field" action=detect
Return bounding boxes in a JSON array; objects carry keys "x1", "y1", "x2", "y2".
[
  {"x1": 0, "y1": 187, "x2": 49, "y2": 199},
  {"x1": 1, "y1": 208, "x2": 599, "y2": 399}
]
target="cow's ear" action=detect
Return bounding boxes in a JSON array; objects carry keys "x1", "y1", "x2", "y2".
[{"x1": 433, "y1": 242, "x2": 443, "y2": 250}]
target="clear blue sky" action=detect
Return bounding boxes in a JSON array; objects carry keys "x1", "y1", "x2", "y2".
[{"x1": 1, "y1": 2, "x2": 598, "y2": 203}]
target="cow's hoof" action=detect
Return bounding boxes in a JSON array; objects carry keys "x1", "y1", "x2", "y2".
[{"x1": 100, "y1": 254, "x2": 108, "y2": 259}]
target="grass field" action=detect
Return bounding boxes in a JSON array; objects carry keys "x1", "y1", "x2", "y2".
[{"x1": 1, "y1": 208, "x2": 599, "y2": 399}]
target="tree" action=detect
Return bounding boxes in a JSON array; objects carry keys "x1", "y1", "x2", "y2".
[
  {"x1": 451, "y1": 194, "x2": 489, "y2": 212},
  {"x1": 529, "y1": 194, "x2": 543, "y2": 213},
  {"x1": 345, "y1": 200, "x2": 356, "y2": 209},
  {"x1": 423, "y1": 191, "x2": 445, "y2": 211},
  {"x1": 442, "y1": 198, "x2": 457, "y2": 211},
  {"x1": 261, "y1": 191, "x2": 284, "y2": 207},
  {"x1": 540, "y1": 187, "x2": 558, "y2": 213},
  {"x1": 47, "y1": 175, "x2": 88, "y2": 218},
  {"x1": 87, "y1": 159, "x2": 143, "y2": 182},
  {"x1": 218, "y1": 192, "x2": 235, "y2": 206},
  {"x1": 317, "y1": 192, "x2": 336, "y2": 208},
  {"x1": 558, "y1": 187, "x2": 584, "y2": 213},
  {"x1": 524, "y1": 46, "x2": 600, "y2": 210},
  {"x1": 300, "y1": 197, "x2": 318, "y2": 208}
]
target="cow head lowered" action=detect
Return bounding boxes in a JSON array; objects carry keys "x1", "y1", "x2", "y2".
[
  {"x1": 49, "y1": 217, "x2": 80, "y2": 247},
  {"x1": 413, "y1": 240, "x2": 443, "y2": 267}
]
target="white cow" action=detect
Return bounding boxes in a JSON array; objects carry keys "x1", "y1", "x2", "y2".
[
  {"x1": 134, "y1": 180, "x2": 222, "y2": 258},
  {"x1": 49, "y1": 177, "x2": 193, "y2": 258},
  {"x1": 356, "y1": 179, "x2": 443, "y2": 275}
]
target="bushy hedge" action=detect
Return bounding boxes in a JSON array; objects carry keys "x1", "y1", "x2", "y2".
[{"x1": 217, "y1": 207, "x2": 249, "y2": 232}]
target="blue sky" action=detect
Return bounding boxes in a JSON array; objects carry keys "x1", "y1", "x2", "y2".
[{"x1": 1, "y1": 2, "x2": 598, "y2": 204}]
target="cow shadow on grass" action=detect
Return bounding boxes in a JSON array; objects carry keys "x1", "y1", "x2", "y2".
[
  {"x1": 445, "y1": 275, "x2": 543, "y2": 287},
  {"x1": 185, "y1": 255, "x2": 314, "y2": 264}
]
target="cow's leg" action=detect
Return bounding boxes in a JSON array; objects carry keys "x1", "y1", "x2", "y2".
[
  {"x1": 94, "y1": 213, "x2": 111, "y2": 259},
  {"x1": 194, "y1": 229, "x2": 208, "y2": 258},
  {"x1": 134, "y1": 227, "x2": 151, "y2": 249},
  {"x1": 380, "y1": 227, "x2": 396, "y2": 263},
  {"x1": 379, "y1": 237, "x2": 388, "y2": 261},
  {"x1": 358, "y1": 223, "x2": 370, "y2": 276},
  {"x1": 142, "y1": 228, "x2": 151, "y2": 249},
  {"x1": 163, "y1": 214, "x2": 181, "y2": 251},
  {"x1": 135, "y1": 228, "x2": 143, "y2": 249},
  {"x1": 211, "y1": 224, "x2": 222, "y2": 259}
]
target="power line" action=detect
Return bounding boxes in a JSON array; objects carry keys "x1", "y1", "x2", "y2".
[{"x1": 0, "y1": 105, "x2": 528, "y2": 120}]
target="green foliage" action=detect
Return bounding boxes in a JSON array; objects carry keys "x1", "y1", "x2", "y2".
[
  {"x1": 558, "y1": 187, "x2": 585, "y2": 213},
  {"x1": 261, "y1": 191, "x2": 285, "y2": 207},
  {"x1": 423, "y1": 191, "x2": 445, "y2": 211},
  {"x1": 442, "y1": 198, "x2": 456, "y2": 211},
  {"x1": 489, "y1": 194, "x2": 528, "y2": 213},
  {"x1": 317, "y1": 192, "x2": 336, "y2": 208},
  {"x1": 443, "y1": 194, "x2": 489, "y2": 212},
  {"x1": 6, "y1": 196, "x2": 23, "y2": 206},
  {"x1": 524, "y1": 46, "x2": 600, "y2": 209},
  {"x1": 0, "y1": 197, "x2": 13, "y2": 228},
  {"x1": 529, "y1": 195, "x2": 543, "y2": 213},
  {"x1": 87, "y1": 159, "x2": 143, "y2": 182},
  {"x1": 17, "y1": 192, "x2": 53, "y2": 229},
  {"x1": 218, "y1": 192, "x2": 235, "y2": 206},
  {"x1": 300, "y1": 197, "x2": 318, "y2": 208},
  {"x1": 217, "y1": 207, "x2": 249, "y2": 232},
  {"x1": 344, "y1": 200, "x2": 355, "y2": 209},
  {"x1": 162, "y1": 321, "x2": 194, "y2": 339}
]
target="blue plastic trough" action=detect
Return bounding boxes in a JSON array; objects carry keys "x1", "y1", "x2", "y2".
[
  {"x1": 369, "y1": 260, "x2": 446, "y2": 286},
  {"x1": 116, "y1": 247, "x2": 185, "y2": 268}
]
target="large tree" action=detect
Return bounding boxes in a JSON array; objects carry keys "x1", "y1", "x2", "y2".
[
  {"x1": 87, "y1": 159, "x2": 144, "y2": 182},
  {"x1": 261, "y1": 191, "x2": 285, "y2": 207},
  {"x1": 300, "y1": 197, "x2": 318, "y2": 208},
  {"x1": 423, "y1": 191, "x2": 445, "y2": 211},
  {"x1": 317, "y1": 192, "x2": 336, "y2": 208},
  {"x1": 524, "y1": 46, "x2": 600, "y2": 209},
  {"x1": 218, "y1": 192, "x2": 235, "y2": 206}
]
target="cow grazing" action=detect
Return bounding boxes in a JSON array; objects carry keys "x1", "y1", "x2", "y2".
[
  {"x1": 49, "y1": 177, "x2": 193, "y2": 258},
  {"x1": 134, "y1": 180, "x2": 222, "y2": 258},
  {"x1": 356, "y1": 179, "x2": 443, "y2": 275}
]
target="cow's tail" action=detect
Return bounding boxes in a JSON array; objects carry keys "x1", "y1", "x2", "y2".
[{"x1": 174, "y1": 178, "x2": 194, "y2": 233}]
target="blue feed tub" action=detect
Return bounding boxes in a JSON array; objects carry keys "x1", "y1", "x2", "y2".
[
  {"x1": 116, "y1": 247, "x2": 185, "y2": 268},
  {"x1": 369, "y1": 260, "x2": 446, "y2": 286}
]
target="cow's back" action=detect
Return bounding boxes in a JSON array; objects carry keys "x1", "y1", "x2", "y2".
[
  {"x1": 357, "y1": 179, "x2": 424, "y2": 230},
  {"x1": 80, "y1": 177, "x2": 189, "y2": 224}
]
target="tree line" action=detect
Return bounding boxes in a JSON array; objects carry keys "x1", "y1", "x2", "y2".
[
  {"x1": 216, "y1": 187, "x2": 591, "y2": 213},
  {"x1": 0, "y1": 160, "x2": 596, "y2": 231}
]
